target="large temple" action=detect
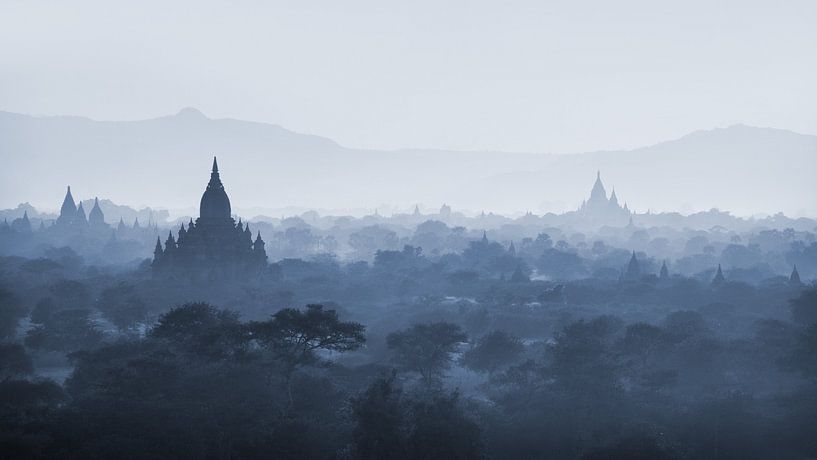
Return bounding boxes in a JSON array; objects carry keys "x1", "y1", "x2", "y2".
[
  {"x1": 152, "y1": 157, "x2": 267, "y2": 279},
  {"x1": 55, "y1": 187, "x2": 109, "y2": 230},
  {"x1": 577, "y1": 171, "x2": 632, "y2": 225}
]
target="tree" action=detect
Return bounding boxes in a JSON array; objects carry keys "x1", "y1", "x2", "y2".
[
  {"x1": 406, "y1": 391, "x2": 484, "y2": 460},
  {"x1": 249, "y1": 304, "x2": 365, "y2": 407},
  {"x1": 509, "y1": 265, "x2": 530, "y2": 283},
  {"x1": 25, "y1": 309, "x2": 103, "y2": 352},
  {"x1": 387, "y1": 322, "x2": 467, "y2": 383},
  {"x1": 30, "y1": 298, "x2": 59, "y2": 327},
  {"x1": 351, "y1": 374, "x2": 406, "y2": 460},
  {"x1": 663, "y1": 310, "x2": 709, "y2": 340},
  {"x1": 791, "y1": 290, "x2": 817, "y2": 326},
  {"x1": 150, "y1": 302, "x2": 247, "y2": 358},
  {"x1": 460, "y1": 330, "x2": 524, "y2": 375},
  {"x1": 250, "y1": 304, "x2": 365, "y2": 369},
  {"x1": 548, "y1": 316, "x2": 623, "y2": 394},
  {"x1": 351, "y1": 376, "x2": 484, "y2": 460},
  {"x1": 786, "y1": 324, "x2": 817, "y2": 377},
  {"x1": 48, "y1": 279, "x2": 90, "y2": 310},
  {"x1": 0, "y1": 342, "x2": 33, "y2": 380},
  {"x1": 618, "y1": 323, "x2": 668, "y2": 367},
  {"x1": 19, "y1": 258, "x2": 63, "y2": 277},
  {"x1": 96, "y1": 282, "x2": 148, "y2": 332},
  {"x1": 0, "y1": 288, "x2": 26, "y2": 339}
]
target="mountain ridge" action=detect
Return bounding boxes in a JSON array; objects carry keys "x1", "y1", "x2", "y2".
[{"x1": 1, "y1": 109, "x2": 815, "y2": 217}]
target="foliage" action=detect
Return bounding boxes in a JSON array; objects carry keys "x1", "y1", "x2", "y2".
[
  {"x1": 387, "y1": 322, "x2": 467, "y2": 382},
  {"x1": 460, "y1": 330, "x2": 524, "y2": 375}
]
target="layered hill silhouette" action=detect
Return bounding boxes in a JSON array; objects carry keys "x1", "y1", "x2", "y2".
[{"x1": 1, "y1": 108, "x2": 815, "y2": 217}]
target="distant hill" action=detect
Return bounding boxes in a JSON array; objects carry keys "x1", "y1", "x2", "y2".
[
  {"x1": 470, "y1": 124, "x2": 817, "y2": 217},
  {"x1": 1, "y1": 109, "x2": 814, "y2": 217}
]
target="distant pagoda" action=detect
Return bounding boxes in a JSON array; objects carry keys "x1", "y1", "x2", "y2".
[
  {"x1": 577, "y1": 171, "x2": 631, "y2": 224},
  {"x1": 152, "y1": 157, "x2": 267, "y2": 279},
  {"x1": 54, "y1": 187, "x2": 108, "y2": 230}
]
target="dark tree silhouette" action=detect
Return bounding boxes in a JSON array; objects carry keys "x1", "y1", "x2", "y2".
[
  {"x1": 250, "y1": 303, "x2": 366, "y2": 369},
  {"x1": 0, "y1": 288, "x2": 26, "y2": 339},
  {"x1": 387, "y1": 322, "x2": 467, "y2": 383},
  {"x1": 249, "y1": 303, "x2": 365, "y2": 407},
  {"x1": 460, "y1": 330, "x2": 524, "y2": 375},
  {"x1": 352, "y1": 374, "x2": 405, "y2": 460},
  {"x1": 150, "y1": 302, "x2": 248, "y2": 358}
]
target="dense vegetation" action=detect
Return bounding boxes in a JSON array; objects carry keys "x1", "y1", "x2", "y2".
[{"x1": 1, "y1": 220, "x2": 817, "y2": 459}]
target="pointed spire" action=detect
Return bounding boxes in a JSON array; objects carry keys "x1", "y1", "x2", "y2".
[
  {"x1": 88, "y1": 197, "x2": 105, "y2": 226},
  {"x1": 164, "y1": 230, "x2": 176, "y2": 252},
  {"x1": 609, "y1": 187, "x2": 619, "y2": 207},
  {"x1": 253, "y1": 230, "x2": 267, "y2": 264},
  {"x1": 153, "y1": 236, "x2": 164, "y2": 263},
  {"x1": 212, "y1": 156, "x2": 219, "y2": 173},
  {"x1": 58, "y1": 185, "x2": 77, "y2": 225},
  {"x1": 624, "y1": 251, "x2": 640, "y2": 281},
  {"x1": 588, "y1": 170, "x2": 608, "y2": 205},
  {"x1": 254, "y1": 230, "x2": 266, "y2": 252},
  {"x1": 74, "y1": 202, "x2": 88, "y2": 226},
  {"x1": 11, "y1": 211, "x2": 32, "y2": 233},
  {"x1": 712, "y1": 264, "x2": 725, "y2": 285},
  {"x1": 482, "y1": 230, "x2": 488, "y2": 242},
  {"x1": 790, "y1": 265, "x2": 802, "y2": 285},
  {"x1": 660, "y1": 260, "x2": 669, "y2": 279},
  {"x1": 133, "y1": 217, "x2": 140, "y2": 229}
]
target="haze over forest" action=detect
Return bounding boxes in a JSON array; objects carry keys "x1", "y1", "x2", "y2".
[
  {"x1": 2, "y1": 108, "x2": 815, "y2": 218},
  {"x1": 3, "y1": 2, "x2": 817, "y2": 459}
]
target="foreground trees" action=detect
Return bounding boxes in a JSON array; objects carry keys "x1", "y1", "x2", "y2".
[
  {"x1": 52, "y1": 302, "x2": 367, "y2": 458},
  {"x1": 4, "y1": 288, "x2": 817, "y2": 458},
  {"x1": 460, "y1": 330, "x2": 524, "y2": 375},
  {"x1": 351, "y1": 375, "x2": 483, "y2": 460},
  {"x1": 386, "y1": 322, "x2": 467, "y2": 383}
]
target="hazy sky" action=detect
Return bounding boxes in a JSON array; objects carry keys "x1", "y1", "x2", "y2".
[{"x1": 1, "y1": 0, "x2": 816, "y2": 153}]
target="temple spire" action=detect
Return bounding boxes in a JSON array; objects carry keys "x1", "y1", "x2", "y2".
[
  {"x1": 58, "y1": 185, "x2": 77, "y2": 225},
  {"x1": 660, "y1": 260, "x2": 669, "y2": 279},
  {"x1": 624, "y1": 251, "x2": 640, "y2": 281},
  {"x1": 212, "y1": 156, "x2": 219, "y2": 173},
  {"x1": 790, "y1": 265, "x2": 802, "y2": 285},
  {"x1": 712, "y1": 264, "x2": 725, "y2": 285},
  {"x1": 75, "y1": 202, "x2": 88, "y2": 226},
  {"x1": 88, "y1": 197, "x2": 106, "y2": 227}
]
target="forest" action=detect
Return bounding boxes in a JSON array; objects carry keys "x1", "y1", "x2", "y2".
[{"x1": 1, "y1": 210, "x2": 817, "y2": 459}]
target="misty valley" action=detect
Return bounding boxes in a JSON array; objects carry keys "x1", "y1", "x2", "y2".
[{"x1": 1, "y1": 159, "x2": 816, "y2": 459}]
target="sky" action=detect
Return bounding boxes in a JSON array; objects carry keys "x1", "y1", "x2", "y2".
[{"x1": 1, "y1": 0, "x2": 816, "y2": 154}]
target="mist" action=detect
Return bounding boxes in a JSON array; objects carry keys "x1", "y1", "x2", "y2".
[{"x1": 2, "y1": 2, "x2": 817, "y2": 459}]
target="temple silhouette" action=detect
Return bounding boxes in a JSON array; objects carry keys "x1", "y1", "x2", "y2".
[
  {"x1": 152, "y1": 157, "x2": 267, "y2": 280},
  {"x1": 578, "y1": 171, "x2": 632, "y2": 224},
  {"x1": 55, "y1": 187, "x2": 109, "y2": 230}
]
